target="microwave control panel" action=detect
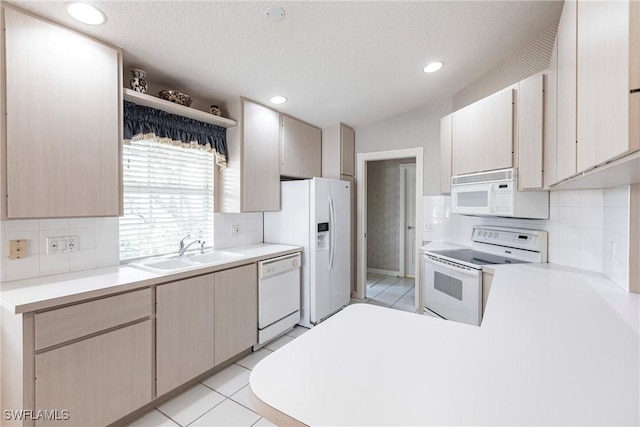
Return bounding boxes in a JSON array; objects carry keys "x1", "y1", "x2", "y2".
[{"x1": 491, "y1": 182, "x2": 513, "y2": 215}]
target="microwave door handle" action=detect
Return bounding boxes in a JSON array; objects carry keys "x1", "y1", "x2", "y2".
[{"x1": 488, "y1": 184, "x2": 495, "y2": 214}]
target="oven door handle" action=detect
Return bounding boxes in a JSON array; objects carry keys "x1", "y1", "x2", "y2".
[{"x1": 424, "y1": 255, "x2": 481, "y2": 278}]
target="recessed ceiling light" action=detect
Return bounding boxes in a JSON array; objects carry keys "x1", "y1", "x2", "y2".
[
  {"x1": 66, "y1": 2, "x2": 106, "y2": 25},
  {"x1": 423, "y1": 61, "x2": 444, "y2": 73},
  {"x1": 270, "y1": 96, "x2": 287, "y2": 105}
]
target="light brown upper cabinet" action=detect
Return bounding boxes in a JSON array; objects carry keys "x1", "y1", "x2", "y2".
[
  {"x1": 322, "y1": 123, "x2": 356, "y2": 178},
  {"x1": 440, "y1": 114, "x2": 453, "y2": 194},
  {"x1": 452, "y1": 88, "x2": 514, "y2": 176},
  {"x1": 549, "y1": 0, "x2": 639, "y2": 187},
  {"x1": 220, "y1": 98, "x2": 280, "y2": 212},
  {"x1": 517, "y1": 74, "x2": 545, "y2": 190},
  {"x1": 577, "y1": 1, "x2": 637, "y2": 172},
  {"x1": 544, "y1": 38, "x2": 559, "y2": 188},
  {"x1": 556, "y1": 0, "x2": 578, "y2": 184},
  {"x1": 633, "y1": 0, "x2": 640, "y2": 152},
  {"x1": 2, "y1": 7, "x2": 121, "y2": 219},
  {"x1": 281, "y1": 115, "x2": 322, "y2": 179}
]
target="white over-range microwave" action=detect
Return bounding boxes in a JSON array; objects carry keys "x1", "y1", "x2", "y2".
[{"x1": 451, "y1": 168, "x2": 549, "y2": 219}]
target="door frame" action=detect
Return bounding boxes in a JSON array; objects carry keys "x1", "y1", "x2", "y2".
[
  {"x1": 356, "y1": 148, "x2": 423, "y2": 312},
  {"x1": 399, "y1": 163, "x2": 416, "y2": 278}
]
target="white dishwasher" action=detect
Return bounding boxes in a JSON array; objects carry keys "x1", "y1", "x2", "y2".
[{"x1": 255, "y1": 252, "x2": 301, "y2": 350}]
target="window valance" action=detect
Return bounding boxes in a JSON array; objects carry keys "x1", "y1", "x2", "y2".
[{"x1": 123, "y1": 101, "x2": 228, "y2": 169}]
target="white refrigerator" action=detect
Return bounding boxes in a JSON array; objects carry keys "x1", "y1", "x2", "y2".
[{"x1": 264, "y1": 177, "x2": 351, "y2": 327}]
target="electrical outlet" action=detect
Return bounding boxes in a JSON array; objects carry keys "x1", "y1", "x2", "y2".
[
  {"x1": 611, "y1": 242, "x2": 617, "y2": 261},
  {"x1": 424, "y1": 222, "x2": 435, "y2": 232},
  {"x1": 67, "y1": 236, "x2": 78, "y2": 252},
  {"x1": 231, "y1": 225, "x2": 241, "y2": 235}
]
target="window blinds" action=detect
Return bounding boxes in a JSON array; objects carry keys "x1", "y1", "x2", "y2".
[{"x1": 120, "y1": 139, "x2": 214, "y2": 261}]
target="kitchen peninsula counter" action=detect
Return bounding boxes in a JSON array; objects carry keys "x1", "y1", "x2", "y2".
[{"x1": 250, "y1": 262, "x2": 640, "y2": 426}]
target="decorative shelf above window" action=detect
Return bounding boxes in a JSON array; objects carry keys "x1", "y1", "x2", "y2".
[{"x1": 123, "y1": 88, "x2": 237, "y2": 128}]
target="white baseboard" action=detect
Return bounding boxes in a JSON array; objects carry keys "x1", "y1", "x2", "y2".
[{"x1": 367, "y1": 268, "x2": 401, "y2": 277}]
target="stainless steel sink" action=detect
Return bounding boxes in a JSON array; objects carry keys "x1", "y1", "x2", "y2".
[{"x1": 131, "y1": 250, "x2": 245, "y2": 274}]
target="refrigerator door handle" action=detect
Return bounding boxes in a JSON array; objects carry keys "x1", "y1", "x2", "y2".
[{"x1": 328, "y1": 195, "x2": 336, "y2": 270}]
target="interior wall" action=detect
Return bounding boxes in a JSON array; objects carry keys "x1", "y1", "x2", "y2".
[
  {"x1": 366, "y1": 159, "x2": 414, "y2": 273},
  {"x1": 452, "y1": 23, "x2": 558, "y2": 110},
  {"x1": 355, "y1": 97, "x2": 452, "y2": 196}
]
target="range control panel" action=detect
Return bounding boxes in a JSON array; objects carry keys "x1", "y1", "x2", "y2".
[
  {"x1": 259, "y1": 253, "x2": 301, "y2": 279},
  {"x1": 472, "y1": 226, "x2": 546, "y2": 251}
]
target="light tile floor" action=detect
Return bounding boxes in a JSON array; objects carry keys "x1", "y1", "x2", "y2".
[
  {"x1": 126, "y1": 326, "x2": 309, "y2": 427},
  {"x1": 365, "y1": 274, "x2": 418, "y2": 313}
]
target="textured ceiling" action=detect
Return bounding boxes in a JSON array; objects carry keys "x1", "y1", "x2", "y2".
[{"x1": 9, "y1": 1, "x2": 563, "y2": 128}]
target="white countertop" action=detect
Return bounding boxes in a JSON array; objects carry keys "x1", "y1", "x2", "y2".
[
  {"x1": 251, "y1": 263, "x2": 640, "y2": 426},
  {"x1": 0, "y1": 244, "x2": 302, "y2": 314}
]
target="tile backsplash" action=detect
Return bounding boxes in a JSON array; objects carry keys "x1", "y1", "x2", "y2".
[
  {"x1": 213, "y1": 212, "x2": 263, "y2": 249},
  {"x1": 0, "y1": 218, "x2": 120, "y2": 282},
  {"x1": 423, "y1": 186, "x2": 632, "y2": 290},
  {"x1": 602, "y1": 186, "x2": 631, "y2": 290},
  {"x1": 0, "y1": 213, "x2": 265, "y2": 282}
]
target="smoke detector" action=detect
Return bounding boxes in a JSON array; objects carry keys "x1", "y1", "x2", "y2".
[{"x1": 265, "y1": 6, "x2": 285, "y2": 22}]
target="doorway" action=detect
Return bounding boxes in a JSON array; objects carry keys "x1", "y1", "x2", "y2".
[{"x1": 356, "y1": 148, "x2": 423, "y2": 313}]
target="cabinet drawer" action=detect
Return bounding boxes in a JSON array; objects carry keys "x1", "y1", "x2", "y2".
[
  {"x1": 35, "y1": 288, "x2": 152, "y2": 350},
  {"x1": 35, "y1": 320, "x2": 153, "y2": 426}
]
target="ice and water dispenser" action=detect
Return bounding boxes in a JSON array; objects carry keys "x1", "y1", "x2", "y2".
[{"x1": 317, "y1": 222, "x2": 329, "y2": 250}]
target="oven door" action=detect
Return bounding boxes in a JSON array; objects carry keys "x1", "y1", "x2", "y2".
[{"x1": 423, "y1": 254, "x2": 482, "y2": 326}]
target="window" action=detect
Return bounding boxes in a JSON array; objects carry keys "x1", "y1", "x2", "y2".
[{"x1": 120, "y1": 139, "x2": 214, "y2": 261}]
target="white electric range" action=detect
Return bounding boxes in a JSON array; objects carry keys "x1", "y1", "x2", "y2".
[{"x1": 422, "y1": 226, "x2": 547, "y2": 326}]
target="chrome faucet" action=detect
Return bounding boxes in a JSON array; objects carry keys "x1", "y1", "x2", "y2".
[{"x1": 178, "y1": 234, "x2": 201, "y2": 256}]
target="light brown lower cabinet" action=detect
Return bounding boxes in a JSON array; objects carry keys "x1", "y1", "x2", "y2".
[
  {"x1": 2, "y1": 263, "x2": 261, "y2": 426},
  {"x1": 214, "y1": 264, "x2": 258, "y2": 365},
  {"x1": 156, "y1": 274, "x2": 216, "y2": 396},
  {"x1": 35, "y1": 321, "x2": 152, "y2": 427}
]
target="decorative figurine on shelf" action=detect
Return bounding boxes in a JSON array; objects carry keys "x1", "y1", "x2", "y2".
[
  {"x1": 209, "y1": 105, "x2": 222, "y2": 116},
  {"x1": 129, "y1": 69, "x2": 148, "y2": 93}
]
